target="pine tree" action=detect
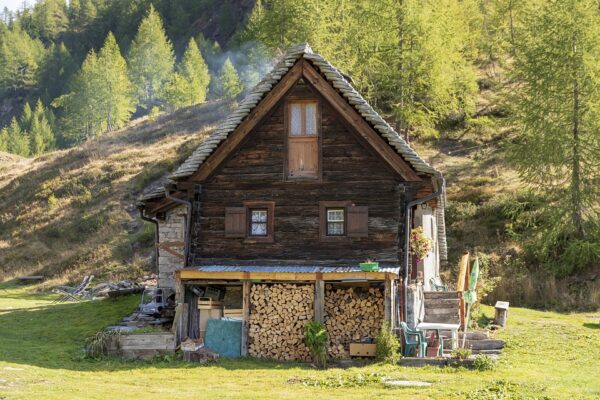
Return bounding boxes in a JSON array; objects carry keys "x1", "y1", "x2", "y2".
[
  {"x1": 30, "y1": 99, "x2": 55, "y2": 153},
  {"x1": 508, "y1": 0, "x2": 600, "y2": 273},
  {"x1": 7, "y1": 117, "x2": 29, "y2": 156},
  {"x1": 214, "y1": 58, "x2": 243, "y2": 99},
  {"x1": 128, "y1": 5, "x2": 174, "y2": 110}
]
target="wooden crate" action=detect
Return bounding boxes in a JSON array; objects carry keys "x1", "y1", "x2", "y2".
[
  {"x1": 107, "y1": 332, "x2": 176, "y2": 360},
  {"x1": 199, "y1": 299, "x2": 223, "y2": 339},
  {"x1": 349, "y1": 343, "x2": 377, "y2": 357}
]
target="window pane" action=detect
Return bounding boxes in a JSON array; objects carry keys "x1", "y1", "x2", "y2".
[
  {"x1": 290, "y1": 103, "x2": 302, "y2": 136},
  {"x1": 251, "y1": 222, "x2": 267, "y2": 236},
  {"x1": 305, "y1": 103, "x2": 317, "y2": 135},
  {"x1": 251, "y1": 210, "x2": 267, "y2": 223},
  {"x1": 327, "y1": 221, "x2": 344, "y2": 236},
  {"x1": 327, "y1": 209, "x2": 344, "y2": 222}
]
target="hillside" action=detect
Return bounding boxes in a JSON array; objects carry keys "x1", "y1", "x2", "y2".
[{"x1": 0, "y1": 101, "x2": 230, "y2": 286}]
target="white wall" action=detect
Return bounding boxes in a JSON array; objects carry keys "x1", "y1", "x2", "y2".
[{"x1": 413, "y1": 204, "x2": 440, "y2": 291}]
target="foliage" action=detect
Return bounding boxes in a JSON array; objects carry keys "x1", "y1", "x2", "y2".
[
  {"x1": 214, "y1": 58, "x2": 243, "y2": 99},
  {"x1": 127, "y1": 5, "x2": 174, "y2": 110},
  {"x1": 304, "y1": 321, "x2": 328, "y2": 368},
  {"x1": 451, "y1": 347, "x2": 472, "y2": 360},
  {"x1": 473, "y1": 354, "x2": 498, "y2": 372},
  {"x1": 299, "y1": 372, "x2": 383, "y2": 388},
  {"x1": 0, "y1": 25, "x2": 44, "y2": 96},
  {"x1": 409, "y1": 226, "x2": 432, "y2": 263},
  {"x1": 375, "y1": 321, "x2": 400, "y2": 364},
  {"x1": 506, "y1": 0, "x2": 600, "y2": 274},
  {"x1": 164, "y1": 39, "x2": 210, "y2": 109}
]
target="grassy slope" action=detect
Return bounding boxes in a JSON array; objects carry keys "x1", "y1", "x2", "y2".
[
  {"x1": 0, "y1": 281, "x2": 598, "y2": 399},
  {"x1": 0, "y1": 101, "x2": 229, "y2": 286}
]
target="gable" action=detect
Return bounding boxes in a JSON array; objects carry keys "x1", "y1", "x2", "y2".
[{"x1": 168, "y1": 43, "x2": 437, "y2": 186}]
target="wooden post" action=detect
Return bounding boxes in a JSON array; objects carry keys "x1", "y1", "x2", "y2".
[
  {"x1": 241, "y1": 280, "x2": 251, "y2": 356},
  {"x1": 384, "y1": 279, "x2": 392, "y2": 323},
  {"x1": 314, "y1": 280, "x2": 325, "y2": 323}
]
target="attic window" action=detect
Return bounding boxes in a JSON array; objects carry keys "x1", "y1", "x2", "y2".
[{"x1": 286, "y1": 100, "x2": 319, "y2": 179}]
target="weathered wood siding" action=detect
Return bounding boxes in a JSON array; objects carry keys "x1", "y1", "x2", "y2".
[{"x1": 190, "y1": 83, "x2": 414, "y2": 264}]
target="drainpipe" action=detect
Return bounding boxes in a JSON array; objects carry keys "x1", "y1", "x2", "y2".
[
  {"x1": 402, "y1": 174, "x2": 445, "y2": 323},
  {"x1": 139, "y1": 206, "x2": 159, "y2": 271},
  {"x1": 164, "y1": 186, "x2": 192, "y2": 268}
]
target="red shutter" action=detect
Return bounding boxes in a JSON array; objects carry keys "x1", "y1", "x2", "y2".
[
  {"x1": 347, "y1": 206, "x2": 368, "y2": 237},
  {"x1": 225, "y1": 207, "x2": 246, "y2": 238}
]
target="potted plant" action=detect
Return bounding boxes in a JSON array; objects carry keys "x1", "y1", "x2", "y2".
[
  {"x1": 359, "y1": 259, "x2": 379, "y2": 271},
  {"x1": 410, "y1": 227, "x2": 432, "y2": 263}
]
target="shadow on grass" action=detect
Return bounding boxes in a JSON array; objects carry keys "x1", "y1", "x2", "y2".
[
  {"x1": 0, "y1": 290, "x2": 315, "y2": 373},
  {"x1": 583, "y1": 322, "x2": 599, "y2": 330}
]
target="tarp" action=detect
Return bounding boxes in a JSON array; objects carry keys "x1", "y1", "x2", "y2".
[{"x1": 205, "y1": 319, "x2": 242, "y2": 358}]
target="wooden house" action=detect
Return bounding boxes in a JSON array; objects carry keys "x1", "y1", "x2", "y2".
[{"x1": 139, "y1": 43, "x2": 447, "y2": 360}]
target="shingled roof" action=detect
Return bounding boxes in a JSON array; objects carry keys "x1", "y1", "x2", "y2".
[{"x1": 168, "y1": 43, "x2": 438, "y2": 181}]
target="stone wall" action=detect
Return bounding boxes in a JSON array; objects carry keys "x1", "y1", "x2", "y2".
[{"x1": 158, "y1": 205, "x2": 186, "y2": 288}]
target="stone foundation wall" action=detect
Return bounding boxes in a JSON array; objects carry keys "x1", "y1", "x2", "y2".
[{"x1": 157, "y1": 205, "x2": 186, "y2": 288}]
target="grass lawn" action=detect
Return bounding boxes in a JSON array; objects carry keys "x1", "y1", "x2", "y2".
[{"x1": 0, "y1": 281, "x2": 598, "y2": 400}]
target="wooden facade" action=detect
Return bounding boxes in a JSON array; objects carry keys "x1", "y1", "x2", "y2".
[
  {"x1": 139, "y1": 45, "x2": 445, "y2": 358},
  {"x1": 188, "y1": 81, "x2": 414, "y2": 265}
]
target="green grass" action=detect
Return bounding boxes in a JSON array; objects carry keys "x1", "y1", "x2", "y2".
[{"x1": 0, "y1": 281, "x2": 599, "y2": 399}]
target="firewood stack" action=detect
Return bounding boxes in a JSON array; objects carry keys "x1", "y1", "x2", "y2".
[
  {"x1": 248, "y1": 283, "x2": 314, "y2": 361},
  {"x1": 324, "y1": 285, "x2": 384, "y2": 358}
]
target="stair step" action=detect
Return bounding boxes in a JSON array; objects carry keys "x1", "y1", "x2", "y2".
[
  {"x1": 424, "y1": 298, "x2": 460, "y2": 308},
  {"x1": 424, "y1": 291, "x2": 461, "y2": 300}
]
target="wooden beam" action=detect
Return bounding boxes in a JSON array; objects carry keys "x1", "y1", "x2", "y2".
[
  {"x1": 301, "y1": 60, "x2": 422, "y2": 182},
  {"x1": 384, "y1": 279, "x2": 392, "y2": 322},
  {"x1": 177, "y1": 269, "x2": 391, "y2": 281},
  {"x1": 190, "y1": 61, "x2": 304, "y2": 182},
  {"x1": 314, "y1": 280, "x2": 325, "y2": 323},
  {"x1": 241, "y1": 280, "x2": 251, "y2": 356}
]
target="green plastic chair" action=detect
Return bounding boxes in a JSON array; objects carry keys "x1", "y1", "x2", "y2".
[
  {"x1": 429, "y1": 277, "x2": 449, "y2": 292},
  {"x1": 400, "y1": 321, "x2": 427, "y2": 358}
]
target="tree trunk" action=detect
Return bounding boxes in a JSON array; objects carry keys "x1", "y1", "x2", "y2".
[{"x1": 571, "y1": 37, "x2": 584, "y2": 239}]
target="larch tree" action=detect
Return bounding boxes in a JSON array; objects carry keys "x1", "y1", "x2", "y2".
[
  {"x1": 6, "y1": 117, "x2": 30, "y2": 156},
  {"x1": 95, "y1": 32, "x2": 134, "y2": 132},
  {"x1": 165, "y1": 38, "x2": 210, "y2": 108},
  {"x1": 214, "y1": 57, "x2": 243, "y2": 99},
  {"x1": 55, "y1": 32, "x2": 134, "y2": 142},
  {"x1": 508, "y1": 0, "x2": 600, "y2": 273},
  {"x1": 0, "y1": 25, "x2": 44, "y2": 96},
  {"x1": 127, "y1": 5, "x2": 174, "y2": 110}
]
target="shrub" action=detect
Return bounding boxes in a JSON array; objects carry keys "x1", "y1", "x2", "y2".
[
  {"x1": 473, "y1": 354, "x2": 497, "y2": 371},
  {"x1": 304, "y1": 321, "x2": 328, "y2": 368},
  {"x1": 451, "y1": 347, "x2": 472, "y2": 360},
  {"x1": 84, "y1": 330, "x2": 119, "y2": 359},
  {"x1": 375, "y1": 321, "x2": 400, "y2": 364}
]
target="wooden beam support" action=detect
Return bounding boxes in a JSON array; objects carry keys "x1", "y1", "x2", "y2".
[
  {"x1": 241, "y1": 280, "x2": 251, "y2": 356},
  {"x1": 177, "y1": 269, "x2": 392, "y2": 281},
  {"x1": 384, "y1": 279, "x2": 392, "y2": 323},
  {"x1": 314, "y1": 280, "x2": 325, "y2": 323}
]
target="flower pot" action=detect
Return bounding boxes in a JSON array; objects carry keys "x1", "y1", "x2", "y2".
[{"x1": 360, "y1": 262, "x2": 379, "y2": 272}]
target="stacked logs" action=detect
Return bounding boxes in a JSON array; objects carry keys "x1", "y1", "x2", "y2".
[
  {"x1": 324, "y1": 285, "x2": 384, "y2": 358},
  {"x1": 248, "y1": 283, "x2": 313, "y2": 361}
]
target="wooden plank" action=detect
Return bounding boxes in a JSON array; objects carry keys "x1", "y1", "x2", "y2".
[
  {"x1": 301, "y1": 60, "x2": 422, "y2": 182},
  {"x1": 190, "y1": 61, "x2": 304, "y2": 182},
  {"x1": 314, "y1": 280, "x2": 324, "y2": 323},
  {"x1": 241, "y1": 280, "x2": 251, "y2": 356},
  {"x1": 456, "y1": 253, "x2": 470, "y2": 292},
  {"x1": 384, "y1": 279, "x2": 392, "y2": 322}
]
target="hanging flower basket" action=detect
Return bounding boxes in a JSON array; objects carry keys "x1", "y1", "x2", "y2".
[{"x1": 410, "y1": 227, "x2": 432, "y2": 263}]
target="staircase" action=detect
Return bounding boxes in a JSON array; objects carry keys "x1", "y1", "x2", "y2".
[{"x1": 423, "y1": 291, "x2": 461, "y2": 325}]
